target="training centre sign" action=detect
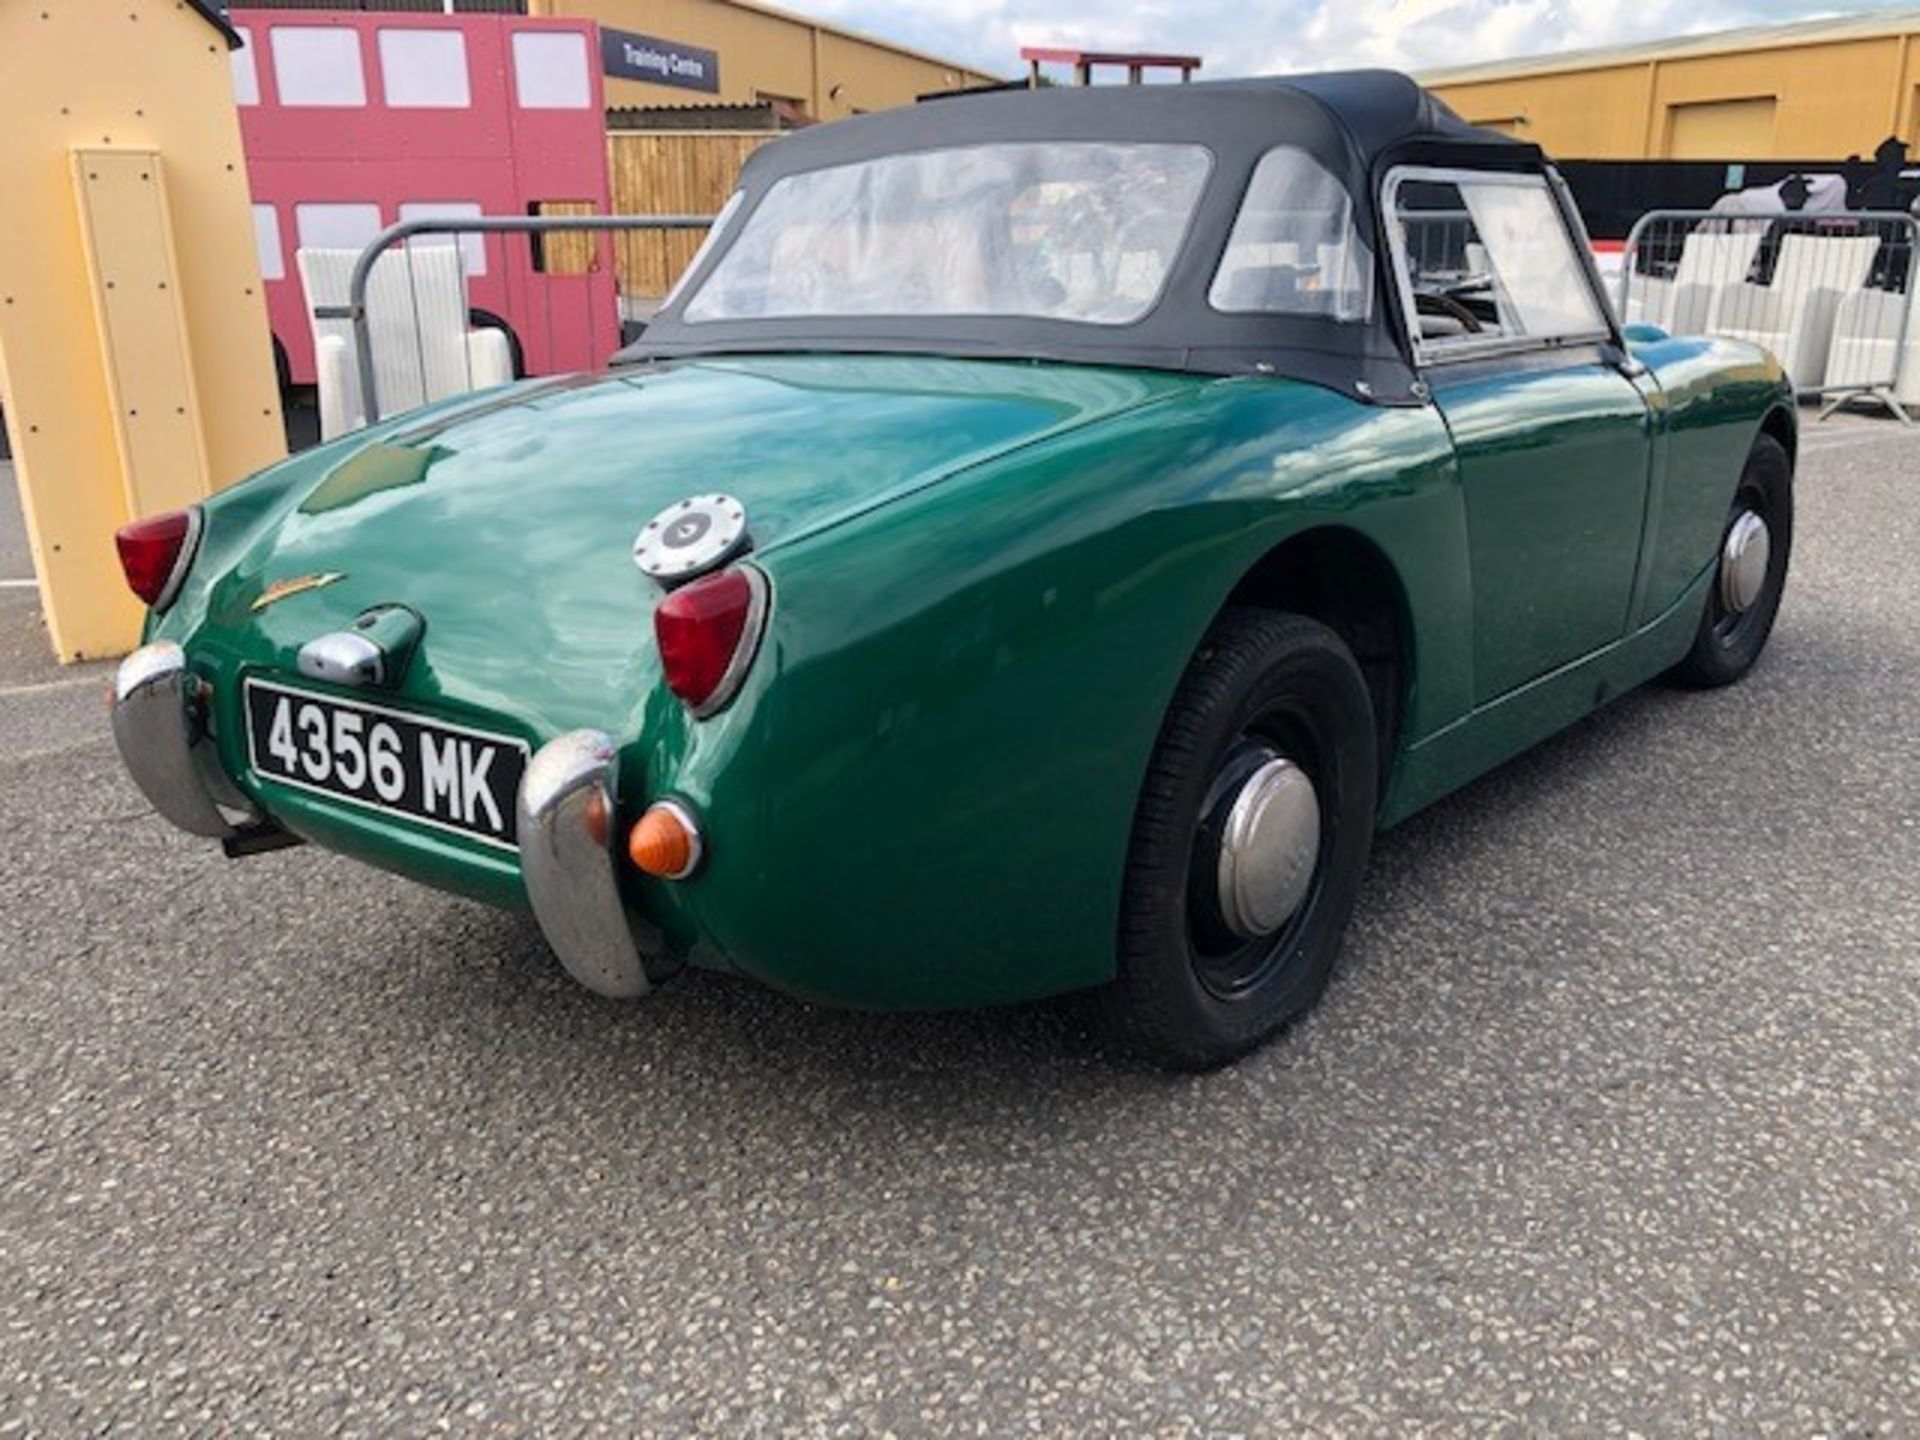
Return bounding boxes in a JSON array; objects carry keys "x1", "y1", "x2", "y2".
[{"x1": 600, "y1": 26, "x2": 722, "y2": 95}]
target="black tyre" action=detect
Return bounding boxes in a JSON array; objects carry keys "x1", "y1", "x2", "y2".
[
  {"x1": 1101, "y1": 610, "x2": 1379, "y2": 1070},
  {"x1": 1667, "y1": 433, "x2": 1793, "y2": 688}
]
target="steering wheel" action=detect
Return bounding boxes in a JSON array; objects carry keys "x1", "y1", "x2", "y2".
[
  {"x1": 1414, "y1": 290, "x2": 1484, "y2": 332},
  {"x1": 1437, "y1": 272, "x2": 1496, "y2": 301}
]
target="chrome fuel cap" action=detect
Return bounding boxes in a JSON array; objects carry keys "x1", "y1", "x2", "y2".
[{"x1": 633, "y1": 494, "x2": 749, "y2": 585}]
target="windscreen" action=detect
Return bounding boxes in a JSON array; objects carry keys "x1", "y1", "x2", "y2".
[{"x1": 681, "y1": 142, "x2": 1213, "y2": 327}]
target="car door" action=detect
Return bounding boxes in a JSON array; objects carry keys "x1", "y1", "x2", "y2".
[{"x1": 1386, "y1": 167, "x2": 1653, "y2": 706}]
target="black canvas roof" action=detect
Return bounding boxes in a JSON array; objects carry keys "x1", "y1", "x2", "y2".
[{"x1": 618, "y1": 71, "x2": 1566, "y2": 402}]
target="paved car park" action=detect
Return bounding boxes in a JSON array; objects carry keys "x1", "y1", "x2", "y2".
[{"x1": 1, "y1": 420, "x2": 1916, "y2": 1435}]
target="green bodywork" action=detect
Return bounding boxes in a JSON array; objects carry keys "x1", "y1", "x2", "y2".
[{"x1": 154, "y1": 337, "x2": 1793, "y2": 1009}]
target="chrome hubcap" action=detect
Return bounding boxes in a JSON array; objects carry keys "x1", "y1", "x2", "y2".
[
  {"x1": 1216, "y1": 756, "x2": 1321, "y2": 939},
  {"x1": 1719, "y1": 509, "x2": 1771, "y2": 615}
]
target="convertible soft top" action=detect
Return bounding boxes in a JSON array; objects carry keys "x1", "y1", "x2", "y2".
[{"x1": 618, "y1": 71, "x2": 1563, "y2": 402}]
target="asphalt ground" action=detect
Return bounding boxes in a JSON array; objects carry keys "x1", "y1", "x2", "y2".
[{"x1": 1, "y1": 419, "x2": 1917, "y2": 1436}]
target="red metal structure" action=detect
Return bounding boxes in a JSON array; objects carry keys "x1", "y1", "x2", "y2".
[
  {"x1": 1020, "y1": 47, "x2": 1203, "y2": 86},
  {"x1": 231, "y1": 9, "x2": 618, "y2": 386}
]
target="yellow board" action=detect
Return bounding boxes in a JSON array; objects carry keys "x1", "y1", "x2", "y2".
[
  {"x1": 0, "y1": 1, "x2": 285, "y2": 662},
  {"x1": 70, "y1": 150, "x2": 215, "y2": 522}
]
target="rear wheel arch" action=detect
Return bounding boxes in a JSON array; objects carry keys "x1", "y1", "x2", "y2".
[{"x1": 1224, "y1": 527, "x2": 1413, "y2": 766}]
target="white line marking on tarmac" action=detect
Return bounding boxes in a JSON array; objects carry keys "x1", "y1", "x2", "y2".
[
  {"x1": 0, "y1": 673, "x2": 109, "y2": 697},
  {"x1": 1800, "y1": 431, "x2": 1917, "y2": 453},
  {"x1": 0, "y1": 738, "x2": 111, "y2": 765},
  {"x1": 0, "y1": 578, "x2": 39, "y2": 589}
]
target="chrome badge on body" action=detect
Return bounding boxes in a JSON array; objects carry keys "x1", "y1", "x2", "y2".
[
  {"x1": 251, "y1": 572, "x2": 346, "y2": 612},
  {"x1": 632, "y1": 494, "x2": 749, "y2": 586}
]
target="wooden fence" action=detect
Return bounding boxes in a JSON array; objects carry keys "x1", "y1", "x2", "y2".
[{"x1": 607, "y1": 130, "x2": 778, "y2": 298}]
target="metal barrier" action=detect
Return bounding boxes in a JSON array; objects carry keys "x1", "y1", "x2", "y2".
[
  {"x1": 1618, "y1": 208, "x2": 1920, "y2": 423},
  {"x1": 1398, "y1": 209, "x2": 1480, "y2": 283},
  {"x1": 332, "y1": 214, "x2": 713, "y2": 428},
  {"x1": 334, "y1": 209, "x2": 1920, "y2": 427}
]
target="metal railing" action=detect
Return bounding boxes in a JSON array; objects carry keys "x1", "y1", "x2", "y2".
[
  {"x1": 332, "y1": 214, "x2": 713, "y2": 427},
  {"x1": 1618, "y1": 208, "x2": 1920, "y2": 423},
  {"x1": 1399, "y1": 209, "x2": 1479, "y2": 284}
]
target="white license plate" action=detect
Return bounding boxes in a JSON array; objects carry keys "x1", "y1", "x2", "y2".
[{"x1": 244, "y1": 679, "x2": 529, "y2": 850}]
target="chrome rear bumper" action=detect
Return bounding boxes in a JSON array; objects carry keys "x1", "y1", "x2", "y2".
[
  {"x1": 112, "y1": 649, "x2": 657, "y2": 999},
  {"x1": 516, "y1": 730, "x2": 656, "y2": 999},
  {"x1": 111, "y1": 643, "x2": 259, "y2": 838}
]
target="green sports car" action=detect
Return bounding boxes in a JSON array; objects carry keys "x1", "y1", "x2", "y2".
[{"x1": 111, "y1": 72, "x2": 1794, "y2": 1068}]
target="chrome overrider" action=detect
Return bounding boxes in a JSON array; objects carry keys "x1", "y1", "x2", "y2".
[
  {"x1": 514, "y1": 729, "x2": 655, "y2": 999},
  {"x1": 111, "y1": 646, "x2": 658, "y2": 999},
  {"x1": 111, "y1": 642, "x2": 260, "y2": 838}
]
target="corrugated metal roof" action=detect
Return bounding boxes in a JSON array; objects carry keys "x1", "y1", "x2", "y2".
[
  {"x1": 607, "y1": 99, "x2": 808, "y2": 130},
  {"x1": 1420, "y1": 7, "x2": 1920, "y2": 86}
]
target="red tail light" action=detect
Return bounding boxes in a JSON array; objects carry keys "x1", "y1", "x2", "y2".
[
  {"x1": 653, "y1": 565, "x2": 769, "y2": 717},
  {"x1": 115, "y1": 507, "x2": 201, "y2": 610}
]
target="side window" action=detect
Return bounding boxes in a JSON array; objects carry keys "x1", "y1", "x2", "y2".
[
  {"x1": 1389, "y1": 170, "x2": 1607, "y2": 356},
  {"x1": 1212, "y1": 146, "x2": 1372, "y2": 321},
  {"x1": 397, "y1": 202, "x2": 487, "y2": 276},
  {"x1": 295, "y1": 202, "x2": 384, "y2": 254},
  {"x1": 252, "y1": 204, "x2": 285, "y2": 281},
  {"x1": 271, "y1": 26, "x2": 367, "y2": 108},
  {"x1": 230, "y1": 27, "x2": 260, "y2": 107},
  {"x1": 378, "y1": 29, "x2": 471, "y2": 109},
  {"x1": 526, "y1": 200, "x2": 598, "y2": 276},
  {"x1": 512, "y1": 31, "x2": 592, "y2": 110},
  {"x1": 663, "y1": 191, "x2": 743, "y2": 310}
]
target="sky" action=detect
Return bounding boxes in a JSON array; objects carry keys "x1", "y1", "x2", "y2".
[{"x1": 799, "y1": 0, "x2": 1919, "y2": 80}]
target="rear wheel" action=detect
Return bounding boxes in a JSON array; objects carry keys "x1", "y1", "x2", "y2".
[
  {"x1": 1101, "y1": 610, "x2": 1378, "y2": 1070},
  {"x1": 1667, "y1": 433, "x2": 1793, "y2": 688}
]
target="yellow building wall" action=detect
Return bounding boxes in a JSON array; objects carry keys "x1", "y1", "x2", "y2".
[
  {"x1": 528, "y1": 0, "x2": 996, "y2": 120},
  {"x1": 0, "y1": 1, "x2": 285, "y2": 662},
  {"x1": 1664, "y1": 97, "x2": 1778, "y2": 160},
  {"x1": 812, "y1": 27, "x2": 985, "y2": 120},
  {"x1": 1652, "y1": 39, "x2": 1903, "y2": 159},
  {"x1": 1431, "y1": 30, "x2": 1920, "y2": 161},
  {"x1": 1430, "y1": 64, "x2": 1657, "y2": 158}
]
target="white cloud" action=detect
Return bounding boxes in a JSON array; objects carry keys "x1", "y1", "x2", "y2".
[{"x1": 801, "y1": 0, "x2": 1907, "y2": 80}]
